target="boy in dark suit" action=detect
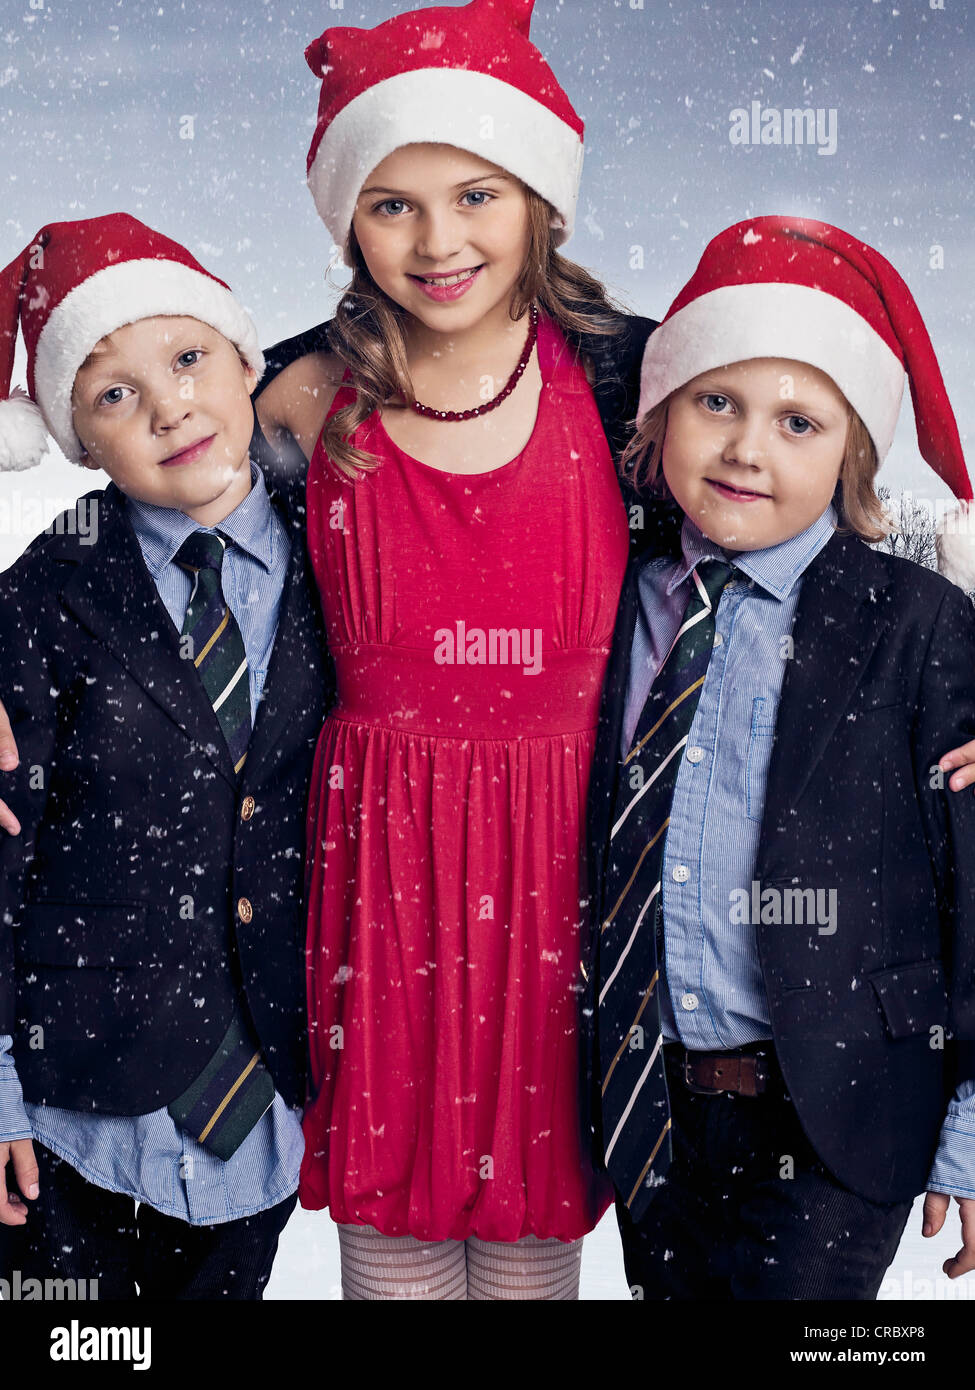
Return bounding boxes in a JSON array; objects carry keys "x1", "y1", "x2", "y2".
[
  {"x1": 585, "y1": 216, "x2": 975, "y2": 1299},
  {"x1": 0, "y1": 215, "x2": 331, "y2": 1298}
]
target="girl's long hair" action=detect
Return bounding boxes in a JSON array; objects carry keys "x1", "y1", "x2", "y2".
[{"x1": 322, "y1": 188, "x2": 623, "y2": 478}]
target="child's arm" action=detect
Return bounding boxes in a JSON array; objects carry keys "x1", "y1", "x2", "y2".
[
  {"x1": 0, "y1": 575, "x2": 55, "y2": 1225},
  {"x1": 908, "y1": 582, "x2": 975, "y2": 1274},
  {"x1": 0, "y1": 574, "x2": 58, "y2": 1068},
  {"x1": 254, "y1": 351, "x2": 345, "y2": 465},
  {"x1": 920, "y1": 587, "x2": 975, "y2": 1088}
]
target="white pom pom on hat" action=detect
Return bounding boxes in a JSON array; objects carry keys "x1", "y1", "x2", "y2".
[
  {"x1": 0, "y1": 213, "x2": 264, "y2": 470},
  {"x1": 637, "y1": 216, "x2": 975, "y2": 591},
  {"x1": 936, "y1": 501, "x2": 975, "y2": 594},
  {"x1": 0, "y1": 387, "x2": 49, "y2": 471}
]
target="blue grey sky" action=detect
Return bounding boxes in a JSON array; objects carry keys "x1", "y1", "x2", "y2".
[{"x1": 0, "y1": 0, "x2": 972, "y2": 559}]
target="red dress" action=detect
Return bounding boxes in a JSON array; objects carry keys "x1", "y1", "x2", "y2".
[{"x1": 300, "y1": 313, "x2": 629, "y2": 1241}]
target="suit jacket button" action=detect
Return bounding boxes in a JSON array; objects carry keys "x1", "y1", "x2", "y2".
[
  {"x1": 238, "y1": 897, "x2": 253, "y2": 923},
  {"x1": 241, "y1": 796, "x2": 256, "y2": 821}
]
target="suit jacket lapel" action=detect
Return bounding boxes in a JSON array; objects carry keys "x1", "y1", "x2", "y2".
[
  {"x1": 589, "y1": 553, "x2": 645, "y2": 927},
  {"x1": 759, "y1": 532, "x2": 893, "y2": 835},
  {"x1": 244, "y1": 530, "x2": 322, "y2": 784},
  {"x1": 56, "y1": 485, "x2": 237, "y2": 787},
  {"x1": 243, "y1": 460, "x2": 325, "y2": 784}
]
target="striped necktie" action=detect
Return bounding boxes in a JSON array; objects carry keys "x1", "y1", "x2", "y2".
[
  {"x1": 174, "y1": 530, "x2": 250, "y2": 777},
  {"x1": 597, "y1": 557, "x2": 732, "y2": 1221},
  {"x1": 165, "y1": 528, "x2": 275, "y2": 1159}
]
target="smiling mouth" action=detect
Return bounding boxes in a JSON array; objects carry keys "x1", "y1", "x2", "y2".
[
  {"x1": 706, "y1": 478, "x2": 771, "y2": 501},
  {"x1": 160, "y1": 435, "x2": 216, "y2": 466},
  {"x1": 409, "y1": 266, "x2": 483, "y2": 286}
]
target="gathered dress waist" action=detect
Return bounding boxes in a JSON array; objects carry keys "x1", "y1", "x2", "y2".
[{"x1": 329, "y1": 641, "x2": 609, "y2": 740}]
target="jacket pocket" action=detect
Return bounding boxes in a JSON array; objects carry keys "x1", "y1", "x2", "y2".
[
  {"x1": 867, "y1": 959, "x2": 948, "y2": 1039},
  {"x1": 849, "y1": 676, "x2": 908, "y2": 717},
  {"x1": 16, "y1": 901, "x2": 150, "y2": 969}
]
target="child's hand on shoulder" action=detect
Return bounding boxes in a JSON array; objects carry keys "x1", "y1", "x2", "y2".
[
  {"x1": 0, "y1": 697, "x2": 21, "y2": 834},
  {"x1": 939, "y1": 739, "x2": 975, "y2": 792},
  {"x1": 0, "y1": 1138, "x2": 39, "y2": 1225}
]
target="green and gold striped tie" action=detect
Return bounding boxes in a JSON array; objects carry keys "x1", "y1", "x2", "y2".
[
  {"x1": 176, "y1": 530, "x2": 251, "y2": 776},
  {"x1": 165, "y1": 530, "x2": 274, "y2": 1160}
]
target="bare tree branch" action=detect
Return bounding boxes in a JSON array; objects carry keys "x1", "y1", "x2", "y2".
[{"x1": 874, "y1": 486, "x2": 938, "y2": 571}]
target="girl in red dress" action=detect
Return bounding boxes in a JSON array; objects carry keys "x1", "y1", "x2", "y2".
[{"x1": 256, "y1": 0, "x2": 631, "y2": 1300}]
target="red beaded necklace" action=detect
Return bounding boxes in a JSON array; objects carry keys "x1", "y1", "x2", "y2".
[{"x1": 410, "y1": 303, "x2": 539, "y2": 422}]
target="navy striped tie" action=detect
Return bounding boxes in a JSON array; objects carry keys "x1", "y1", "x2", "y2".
[
  {"x1": 597, "y1": 558, "x2": 732, "y2": 1221},
  {"x1": 165, "y1": 529, "x2": 275, "y2": 1159},
  {"x1": 175, "y1": 531, "x2": 251, "y2": 777}
]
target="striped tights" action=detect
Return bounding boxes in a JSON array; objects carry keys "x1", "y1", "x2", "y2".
[{"x1": 337, "y1": 1223, "x2": 584, "y2": 1300}]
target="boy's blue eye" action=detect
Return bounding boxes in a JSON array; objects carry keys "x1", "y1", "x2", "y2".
[
  {"x1": 99, "y1": 385, "x2": 130, "y2": 407},
  {"x1": 176, "y1": 350, "x2": 203, "y2": 368}
]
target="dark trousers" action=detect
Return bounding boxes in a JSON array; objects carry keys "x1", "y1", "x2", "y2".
[
  {"x1": 616, "y1": 1043, "x2": 913, "y2": 1300},
  {"x1": 0, "y1": 1145, "x2": 297, "y2": 1300}
]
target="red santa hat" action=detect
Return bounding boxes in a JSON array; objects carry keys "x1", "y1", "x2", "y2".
[
  {"x1": 305, "y1": 0, "x2": 585, "y2": 266},
  {"x1": 638, "y1": 216, "x2": 975, "y2": 590},
  {"x1": 0, "y1": 213, "x2": 264, "y2": 470}
]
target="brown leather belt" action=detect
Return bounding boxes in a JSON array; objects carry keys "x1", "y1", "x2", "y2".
[{"x1": 669, "y1": 1046, "x2": 772, "y2": 1097}]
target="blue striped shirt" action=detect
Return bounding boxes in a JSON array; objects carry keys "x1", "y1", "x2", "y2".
[
  {"x1": 624, "y1": 505, "x2": 975, "y2": 1198},
  {"x1": 0, "y1": 462, "x2": 304, "y2": 1224}
]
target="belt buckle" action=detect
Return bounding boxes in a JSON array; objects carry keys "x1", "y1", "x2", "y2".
[
  {"x1": 683, "y1": 1049, "x2": 770, "y2": 1096},
  {"x1": 683, "y1": 1052, "x2": 725, "y2": 1095}
]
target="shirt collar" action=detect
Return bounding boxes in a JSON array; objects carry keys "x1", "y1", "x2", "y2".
[
  {"x1": 125, "y1": 462, "x2": 276, "y2": 579},
  {"x1": 666, "y1": 504, "x2": 838, "y2": 602}
]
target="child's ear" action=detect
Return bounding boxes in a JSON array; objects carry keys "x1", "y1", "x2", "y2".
[
  {"x1": 77, "y1": 447, "x2": 99, "y2": 471},
  {"x1": 241, "y1": 360, "x2": 259, "y2": 397}
]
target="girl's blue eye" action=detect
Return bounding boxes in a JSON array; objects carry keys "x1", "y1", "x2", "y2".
[
  {"x1": 702, "y1": 393, "x2": 732, "y2": 413},
  {"x1": 176, "y1": 349, "x2": 202, "y2": 369},
  {"x1": 99, "y1": 385, "x2": 130, "y2": 407},
  {"x1": 376, "y1": 199, "x2": 408, "y2": 217},
  {"x1": 784, "y1": 414, "x2": 814, "y2": 435},
  {"x1": 461, "y1": 190, "x2": 492, "y2": 207}
]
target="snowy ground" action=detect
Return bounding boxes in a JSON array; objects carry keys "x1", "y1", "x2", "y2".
[{"x1": 265, "y1": 1194, "x2": 974, "y2": 1301}]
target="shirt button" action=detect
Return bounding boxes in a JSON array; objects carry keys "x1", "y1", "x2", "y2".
[
  {"x1": 672, "y1": 865, "x2": 690, "y2": 883},
  {"x1": 240, "y1": 796, "x2": 256, "y2": 822},
  {"x1": 237, "y1": 897, "x2": 253, "y2": 923},
  {"x1": 680, "y1": 993, "x2": 699, "y2": 1011},
  {"x1": 686, "y1": 746, "x2": 704, "y2": 764},
  {"x1": 713, "y1": 633, "x2": 724, "y2": 646}
]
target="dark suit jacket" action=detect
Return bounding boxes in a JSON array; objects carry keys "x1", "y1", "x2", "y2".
[
  {"x1": 585, "y1": 529, "x2": 975, "y2": 1204},
  {"x1": 0, "y1": 464, "x2": 333, "y2": 1113}
]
